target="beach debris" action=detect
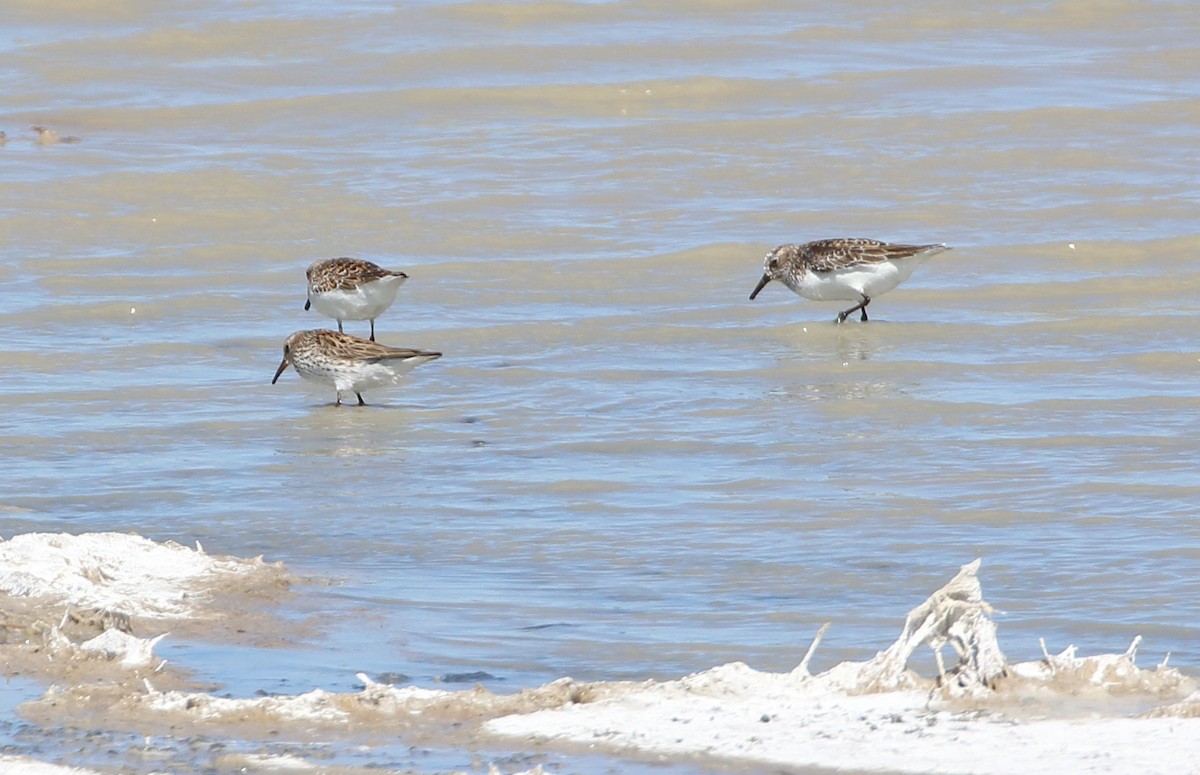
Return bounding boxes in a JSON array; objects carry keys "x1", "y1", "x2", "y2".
[
  {"x1": 811, "y1": 558, "x2": 1008, "y2": 697},
  {"x1": 65, "y1": 627, "x2": 168, "y2": 670},
  {"x1": 1013, "y1": 634, "x2": 1190, "y2": 703}
]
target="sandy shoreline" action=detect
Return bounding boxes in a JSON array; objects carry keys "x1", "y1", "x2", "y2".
[{"x1": 2, "y1": 532, "x2": 1198, "y2": 774}]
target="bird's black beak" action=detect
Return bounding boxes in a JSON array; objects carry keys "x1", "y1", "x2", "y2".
[
  {"x1": 749, "y1": 273, "x2": 771, "y2": 300},
  {"x1": 272, "y1": 355, "x2": 290, "y2": 384},
  {"x1": 304, "y1": 299, "x2": 311, "y2": 311}
]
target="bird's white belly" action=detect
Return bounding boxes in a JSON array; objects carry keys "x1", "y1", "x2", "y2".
[
  {"x1": 291, "y1": 359, "x2": 394, "y2": 391},
  {"x1": 348, "y1": 362, "x2": 403, "y2": 391},
  {"x1": 333, "y1": 361, "x2": 412, "y2": 392},
  {"x1": 310, "y1": 276, "x2": 405, "y2": 321},
  {"x1": 795, "y1": 257, "x2": 923, "y2": 301}
]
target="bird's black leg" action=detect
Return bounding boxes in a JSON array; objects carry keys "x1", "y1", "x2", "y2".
[
  {"x1": 356, "y1": 393, "x2": 366, "y2": 406},
  {"x1": 836, "y1": 295, "x2": 871, "y2": 324},
  {"x1": 335, "y1": 392, "x2": 343, "y2": 407},
  {"x1": 337, "y1": 319, "x2": 344, "y2": 333},
  {"x1": 369, "y1": 320, "x2": 376, "y2": 342}
]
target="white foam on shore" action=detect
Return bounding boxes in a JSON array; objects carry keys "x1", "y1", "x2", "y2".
[
  {"x1": 0, "y1": 532, "x2": 274, "y2": 619},
  {"x1": 486, "y1": 660, "x2": 1200, "y2": 775},
  {"x1": 0, "y1": 756, "x2": 101, "y2": 775},
  {"x1": 0, "y1": 532, "x2": 287, "y2": 682},
  {"x1": 6, "y1": 535, "x2": 1200, "y2": 775}
]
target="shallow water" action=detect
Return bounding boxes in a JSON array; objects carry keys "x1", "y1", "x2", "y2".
[{"x1": 2, "y1": 1, "x2": 1199, "y2": 772}]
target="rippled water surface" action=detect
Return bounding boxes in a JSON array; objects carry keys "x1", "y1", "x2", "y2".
[{"x1": 2, "y1": 1, "x2": 1199, "y2": 772}]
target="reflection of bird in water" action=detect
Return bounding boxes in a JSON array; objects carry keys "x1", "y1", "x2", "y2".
[
  {"x1": 31, "y1": 125, "x2": 82, "y2": 145},
  {"x1": 0, "y1": 131, "x2": 7, "y2": 146},
  {"x1": 749, "y1": 238, "x2": 949, "y2": 323}
]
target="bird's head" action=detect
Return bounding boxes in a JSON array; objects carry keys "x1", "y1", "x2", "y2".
[
  {"x1": 272, "y1": 333, "x2": 300, "y2": 384},
  {"x1": 749, "y1": 245, "x2": 792, "y2": 300}
]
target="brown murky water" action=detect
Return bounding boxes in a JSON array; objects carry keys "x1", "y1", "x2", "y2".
[{"x1": 2, "y1": 1, "x2": 1198, "y2": 772}]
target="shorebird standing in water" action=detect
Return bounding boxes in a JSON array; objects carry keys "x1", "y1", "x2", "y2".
[
  {"x1": 272, "y1": 329, "x2": 441, "y2": 407},
  {"x1": 749, "y1": 238, "x2": 949, "y2": 322},
  {"x1": 31, "y1": 125, "x2": 81, "y2": 144},
  {"x1": 304, "y1": 257, "x2": 409, "y2": 342}
]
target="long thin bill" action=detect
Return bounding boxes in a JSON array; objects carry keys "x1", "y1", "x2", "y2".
[
  {"x1": 271, "y1": 357, "x2": 290, "y2": 384},
  {"x1": 749, "y1": 273, "x2": 771, "y2": 300}
]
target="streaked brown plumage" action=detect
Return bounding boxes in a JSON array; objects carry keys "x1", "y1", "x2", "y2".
[
  {"x1": 749, "y1": 238, "x2": 949, "y2": 322},
  {"x1": 304, "y1": 257, "x2": 409, "y2": 341},
  {"x1": 271, "y1": 329, "x2": 441, "y2": 406}
]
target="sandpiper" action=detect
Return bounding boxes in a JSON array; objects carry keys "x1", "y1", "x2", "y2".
[
  {"x1": 749, "y1": 238, "x2": 949, "y2": 322},
  {"x1": 31, "y1": 125, "x2": 81, "y2": 144},
  {"x1": 271, "y1": 329, "x2": 441, "y2": 406},
  {"x1": 304, "y1": 257, "x2": 409, "y2": 342}
]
